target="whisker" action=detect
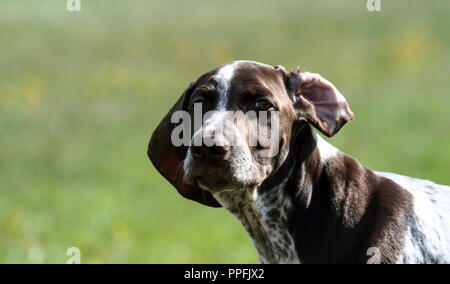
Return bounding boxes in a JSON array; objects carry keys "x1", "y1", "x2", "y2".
[{"x1": 174, "y1": 160, "x2": 185, "y2": 179}]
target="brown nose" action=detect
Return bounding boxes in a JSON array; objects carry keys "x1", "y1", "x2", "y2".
[{"x1": 190, "y1": 144, "x2": 230, "y2": 160}]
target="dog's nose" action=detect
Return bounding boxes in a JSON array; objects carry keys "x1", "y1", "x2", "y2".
[{"x1": 190, "y1": 144, "x2": 230, "y2": 160}]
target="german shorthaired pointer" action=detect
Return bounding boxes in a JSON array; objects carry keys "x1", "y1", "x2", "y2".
[{"x1": 148, "y1": 60, "x2": 450, "y2": 264}]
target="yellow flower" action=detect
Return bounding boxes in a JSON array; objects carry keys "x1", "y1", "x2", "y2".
[{"x1": 110, "y1": 221, "x2": 129, "y2": 241}]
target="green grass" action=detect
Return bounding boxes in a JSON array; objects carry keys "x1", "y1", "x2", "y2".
[{"x1": 0, "y1": 0, "x2": 449, "y2": 263}]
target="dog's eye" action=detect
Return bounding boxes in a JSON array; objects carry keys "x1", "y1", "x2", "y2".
[{"x1": 255, "y1": 100, "x2": 275, "y2": 111}]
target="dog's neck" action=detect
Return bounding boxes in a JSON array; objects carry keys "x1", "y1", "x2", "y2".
[
  {"x1": 216, "y1": 125, "x2": 413, "y2": 264},
  {"x1": 212, "y1": 125, "x2": 327, "y2": 264},
  {"x1": 212, "y1": 170, "x2": 299, "y2": 264}
]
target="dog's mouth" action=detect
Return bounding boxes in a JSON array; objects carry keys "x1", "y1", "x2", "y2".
[
  {"x1": 183, "y1": 159, "x2": 264, "y2": 192},
  {"x1": 184, "y1": 170, "x2": 246, "y2": 192},
  {"x1": 194, "y1": 176, "x2": 229, "y2": 192},
  {"x1": 186, "y1": 172, "x2": 262, "y2": 193}
]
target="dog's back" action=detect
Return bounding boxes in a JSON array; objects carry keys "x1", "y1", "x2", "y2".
[{"x1": 377, "y1": 172, "x2": 450, "y2": 263}]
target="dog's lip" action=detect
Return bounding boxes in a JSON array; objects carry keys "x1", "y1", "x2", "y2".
[
  {"x1": 193, "y1": 176, "x2": 229, "y2": 191},
  {"x1": 195, "y1": 177, "x2": 210, "y2": 191}
]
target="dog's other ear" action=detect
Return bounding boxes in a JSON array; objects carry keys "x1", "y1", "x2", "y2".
[
  {"x1": 284, "y1": 68, "x2": 354, "y2": 137},
  {"x1": 147, "y1": 81, "x2": 221, "y2": 207}
]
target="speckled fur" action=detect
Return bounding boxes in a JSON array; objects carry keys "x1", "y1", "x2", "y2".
[{"x1": 213, "y1": 175, "x2": 299, "y2": 264}]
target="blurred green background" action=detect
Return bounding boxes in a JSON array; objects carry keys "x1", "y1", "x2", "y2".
[{"x1": 0, "y1": 0, "x2": 449, "y2": 263}]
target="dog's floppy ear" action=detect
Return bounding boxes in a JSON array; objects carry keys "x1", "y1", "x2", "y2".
[
  {"x1": 147, "y1": 81, "x2": 222, "y2": 207},
  {"x1": 280, "y1": 66, "x2": 354, "y2": 137}
]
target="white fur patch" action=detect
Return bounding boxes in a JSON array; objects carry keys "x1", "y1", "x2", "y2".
[
  {"x1": 215, "y1": 63, "x2": 237, "y2": 110},
  {"x1": 312, "y1": 131, "x2": 340, "y2": 162},
  {"x1": 376, "y1": 172, "x2": 450, "y2": 263},
  {"x1": 214, "y1": 60, "x2": 273, "y2": 110}
]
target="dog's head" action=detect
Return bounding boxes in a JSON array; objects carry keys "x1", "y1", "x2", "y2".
[{"x1": 148, "y1": 61, "x2": 354, "y2": 207}]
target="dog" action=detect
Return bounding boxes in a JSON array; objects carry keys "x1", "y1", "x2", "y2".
[{"x1": 148, "y1": 60, "x2": 450, "y2": 264}]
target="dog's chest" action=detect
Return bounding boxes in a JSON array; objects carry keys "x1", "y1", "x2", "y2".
[{"x1": 213, "y1": 187, "x2": 300, "y2": 264}]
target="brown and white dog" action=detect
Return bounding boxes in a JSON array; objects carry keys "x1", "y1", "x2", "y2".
[{"x1": 148, "y1": 60, "x2": 450, "y2": 264}]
